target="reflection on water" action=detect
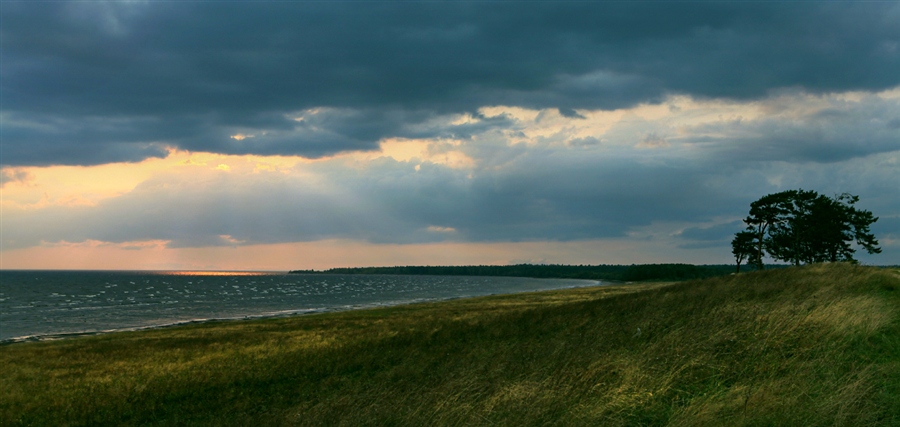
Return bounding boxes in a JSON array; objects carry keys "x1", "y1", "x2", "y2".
[
  {"x1": 158, "y1": 271, "x2": 275, "y2": 276},
  {"x1": 0, "y1": 271, "x2": 596, "y2": 342}
]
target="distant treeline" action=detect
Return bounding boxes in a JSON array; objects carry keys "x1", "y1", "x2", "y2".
[{"x1": 289, "y1": 263, "x2": 753, "y2": 282}]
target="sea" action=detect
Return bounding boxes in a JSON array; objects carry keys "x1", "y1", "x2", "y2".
[{"x1": 0, "y1": 270, "x2": 597, "y2": 343}]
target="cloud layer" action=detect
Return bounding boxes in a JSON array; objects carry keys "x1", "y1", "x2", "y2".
[
  {"x1": 2, "y1": 2, "x2": 898, "y2": 267},
  {"x1": 3, "y1": 2, "x2": 899, "y2": 165},
  {"x1": 4, "y1": 92, "x2": 899, "y2": 263}
]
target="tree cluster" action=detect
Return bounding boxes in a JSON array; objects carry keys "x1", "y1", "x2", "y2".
[{"x1": 732, "y1": 190, "x2": 880, "y2": 272}]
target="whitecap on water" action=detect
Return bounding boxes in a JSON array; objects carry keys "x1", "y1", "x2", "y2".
[{"x1": 0, "y1": 271, "x2": 600, "y2": 343}]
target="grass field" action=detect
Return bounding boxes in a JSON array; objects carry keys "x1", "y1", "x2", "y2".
[{"x1": 2, "y1": 263, "x2": 899, "y2": 426}]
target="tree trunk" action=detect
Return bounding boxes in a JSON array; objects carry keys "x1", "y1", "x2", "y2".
[{"x1": 755, "y1": 224, "x2": 766, "y2": 270}]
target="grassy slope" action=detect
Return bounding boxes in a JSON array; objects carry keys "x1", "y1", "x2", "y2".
[{"x1": 2, "y1": 263, "x2": 899, "y2": 426}]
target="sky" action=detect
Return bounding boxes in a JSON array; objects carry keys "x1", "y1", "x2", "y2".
[{"x1": 1, "y1": 1, "x2": 899, "y2": 271}]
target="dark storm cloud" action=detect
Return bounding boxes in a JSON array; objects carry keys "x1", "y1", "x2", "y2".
[
  {"x1": 684, "y1": 97, "x2": 900, "y2": 164},
  {"x1": 3, "y1": 1, "x2": 898, "y2": 165},
  {"x1": 558, "y1": 108, "x2": 586, "y2": 119},
  {"x1": 676, "y1": 221, "x2": 745, "y2": 249},
  {"x1": 176, "y1": 108, "x2": 516, "y2": 159}
]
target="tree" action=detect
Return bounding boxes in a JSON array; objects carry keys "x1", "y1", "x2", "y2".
[
  {"x1": 742, "y1": 190, "x2": 797, "y2": 270},
  {"x1": 731, "y1": 230, "x2": 758, "y2": 273},
  {"x1": 736, "y1": 190, "x2": 880, "y2": 269}
]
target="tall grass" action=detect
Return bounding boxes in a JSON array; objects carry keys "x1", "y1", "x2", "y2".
[{"x1": 2, "y1": 263, "x2": 899, "y2": 426}]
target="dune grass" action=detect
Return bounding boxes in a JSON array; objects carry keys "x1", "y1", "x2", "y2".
[{"x1": 2, "y1": 263, "x2": 899, "y2": 426}]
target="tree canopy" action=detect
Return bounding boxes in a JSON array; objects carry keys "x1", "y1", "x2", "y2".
[{"x1": 733, "y1": 190, "x2": 880, "y2": 270}]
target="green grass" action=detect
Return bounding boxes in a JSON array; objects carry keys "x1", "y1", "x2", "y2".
[{"x1": 2, "y1": 263, "x2": 899, "y2": 426}]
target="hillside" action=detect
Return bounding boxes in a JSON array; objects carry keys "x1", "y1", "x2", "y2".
[{"x1": 2, "y1": 263, "x2": 899, "y2": 426}]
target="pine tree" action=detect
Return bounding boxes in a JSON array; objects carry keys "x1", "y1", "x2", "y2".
[{"x1": 737, "y1": 190, "x2": 880, "y2": 268}]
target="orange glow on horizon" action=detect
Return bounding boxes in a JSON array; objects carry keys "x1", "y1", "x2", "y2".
[
  {"x1": 0, "y1": 238, "x2": 729, "y2": 271},
  {"x1": 158, "y1": 271, "x2": 278, "y2": 276}
]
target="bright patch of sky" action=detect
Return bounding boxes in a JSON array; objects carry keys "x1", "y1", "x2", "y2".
[{"x1": 4, "y1": 89, "x2": 898, "y2": 269}]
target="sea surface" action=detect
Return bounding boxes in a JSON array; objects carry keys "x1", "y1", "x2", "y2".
[{"x1": 0, "y1": 270, "x2": 597, "y2": 342}]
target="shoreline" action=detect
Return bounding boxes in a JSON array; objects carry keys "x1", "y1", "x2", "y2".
[{"x1": 1, "y1": 278, "x2": 604, "y2": 345}]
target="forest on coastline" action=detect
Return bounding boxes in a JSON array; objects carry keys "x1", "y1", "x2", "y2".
[{"x1": 289, "y1": 263, "x2": 757, "y2": 282}]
